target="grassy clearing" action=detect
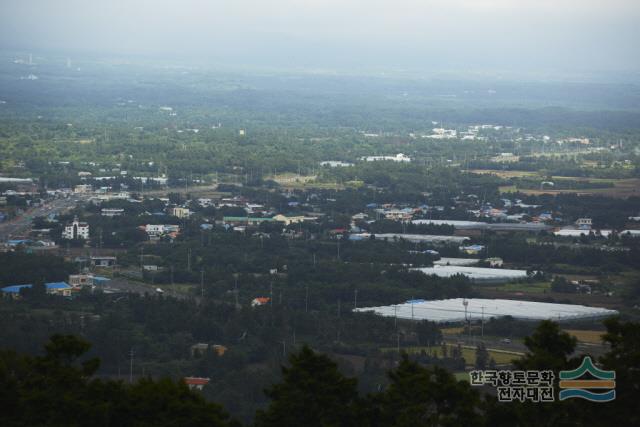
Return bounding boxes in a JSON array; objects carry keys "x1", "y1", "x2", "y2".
[
  {"x1": 381, "y1": 344, "x2": 523, "y2": 365},
  {"x1": 441, "y1": 327, "x2": 465, "y2": 335},
  {"x1": 270, "y1": 173, "x2": 317, "y2": 184},
  {"x1": 499, "y1": 185, "x2": 518, "y2": 194},
  {"x1": 564, "y1": 330, "x2": 605, "y2": 344},
  {"x1": 515, "y1": 178, "x2": 640, "y2": 198},
  {"x1": 469, "y1": 169, "x2": 538, "y2": 178},
  {"x1": 482, "y1": 281, "x2": 551, "y2": 294},
  {"x1": 268, "y1": 173, "x2": 346, "y2": 190},
  {"x1": 454, "y1": 372, "x2": 470, "y2": 382}
]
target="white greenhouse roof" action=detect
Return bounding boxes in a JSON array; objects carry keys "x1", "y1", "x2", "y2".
[
  {"x1": 354, "y1": 298, "x2": 618, "y2": 323},
  {"x1": 370, "y1": 233, "x2": 469, "y2": 244},
  {"x1": 554, "y1": 229, "x2": 613, "y2": 237},
  {"x1": 433, "y1": 257, "x2": 480, "y2": 266},
  {"x1": 412, "y1": 265, "x2": 529, "y2": 282},
  {"x1": 412, "y1": 219, "x2": 485, "y2": 228}
]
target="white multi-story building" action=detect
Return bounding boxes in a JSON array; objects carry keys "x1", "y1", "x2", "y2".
[
  {"x1": 62, "y1": 216, "x2": 89, "y2": 240},
  {"x1": 171, "y1": 207, "x2": 191, "y2": 218},
  {"x1": 101, "y1": 208, "x2": 124, "y2": 217}
]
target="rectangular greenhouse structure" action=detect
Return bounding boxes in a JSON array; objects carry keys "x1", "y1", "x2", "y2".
[{"x1": 354, "y1": 298, "x2": 618, "y2": 323}]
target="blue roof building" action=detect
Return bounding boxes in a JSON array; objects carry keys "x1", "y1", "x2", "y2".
[
  {"x1": 45, "y1": 282, "x2": 72, "y2": 296},
  {"x1": 92, "y1": 276, "x2": 111, "y2": 285},
  {"x1": 45, "y1": 282, "x2": 71, "y2": 290},
  {"x1": 7, "y1": 239, "x2": 31, "y2": 246},
  {"x1": 1, "y1": 284, "x2": 33, "y2": 294}
]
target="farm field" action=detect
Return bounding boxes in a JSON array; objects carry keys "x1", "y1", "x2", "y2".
[
  {"x1": 470, "y1": 169, "x2": 640, "y2": 198},
  {"x1": 514, "y1": 178, "x2": 640, "y2": 198},
  {"x1": 267, "y1": 173, "x2": 350, "y2": 189}
]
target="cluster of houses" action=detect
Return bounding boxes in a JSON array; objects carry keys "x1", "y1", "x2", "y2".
[
  {"x1": 142, "y1": 224, "x2": 181, "y2": 241},
  {"x1": 1, "y1": 274, "x2": 110, "y2": 299}
]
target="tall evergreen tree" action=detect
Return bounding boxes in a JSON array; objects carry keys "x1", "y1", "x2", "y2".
[
  {"x1": 369, "y1": 354, "x2": 483, "y2": 427},
  {"x1": 255, "y1": 345, "x2": 359, "y2": 427}
]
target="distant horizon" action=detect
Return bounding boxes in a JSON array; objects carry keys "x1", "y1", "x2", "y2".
[
  {"x1": 1, "y1": 0, "x2": 639, "y2": 84},
  {"x1": 1, "y1": 47, "x2": 639, "y2": 86}
]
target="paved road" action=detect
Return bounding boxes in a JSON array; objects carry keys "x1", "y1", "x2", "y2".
[
  {"x1": 0, "y1": 195, "x2": 88, "y2": 242},
  {"x1": 103, "y1": 277, "x2": 191, "y2": 301},
  {"x1": 443, "y1": 333, "x2": 610, "y2": 359}
]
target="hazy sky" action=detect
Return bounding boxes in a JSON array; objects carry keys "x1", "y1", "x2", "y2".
[{"x1": 1, "y1": 0, "x2": 639, "y2": 77}]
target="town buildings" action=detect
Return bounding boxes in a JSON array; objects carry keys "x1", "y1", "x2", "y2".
[{"x1": 361, "y1": 153, "x2": 411, "y2": 162}]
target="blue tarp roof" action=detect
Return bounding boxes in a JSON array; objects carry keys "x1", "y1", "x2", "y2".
[
  {"x1": 462, "y1": 244, "x2": 485, "y2": 250},
  {"x1": 1, "y1": 284, "x2": 33, "y2": 293},
  {"x1": 7, "y1": 239, "x2": 31, "y2": 245}
]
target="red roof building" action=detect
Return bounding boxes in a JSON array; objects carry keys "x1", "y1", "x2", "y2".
[{"x1": 183, "y1": 376, "x2": 210, "y2": 390}]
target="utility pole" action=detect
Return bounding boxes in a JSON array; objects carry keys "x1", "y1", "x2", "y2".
[
  {"x1": 305, "y1": 284, "x2": 309, "y2": 313},
  {"x1": 234, "y1": 276, "x2": 239, "y2": 307},
  {"x1": 481, "y1": 306, "x2": 485, "y2": 339},
  {"x1": 394, "y1": 304, "x2": 398, "y2": 328},
  {"x1": 463, "y1": 299, "x2": 470, "y2": 343},
  {"x1": 187, "y1": 248, "x2": 191, "y2": 272},
  {"x1": 200, "y1": 269, "x2": 204, "y2": 298},
  {"x1": 129, "y1": 348, "x2": 134, "y2": 384},
  {"x1": 354, "y1": 289, "x2": 358, "y2": 309}
]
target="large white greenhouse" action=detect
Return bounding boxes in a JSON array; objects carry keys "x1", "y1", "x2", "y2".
[
  {"x1": 354, "y1": 298, "x2": 618, "y2": 323},
  {"x1": 412, "y1": 265, "x2": 529, "y2": 283}
]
